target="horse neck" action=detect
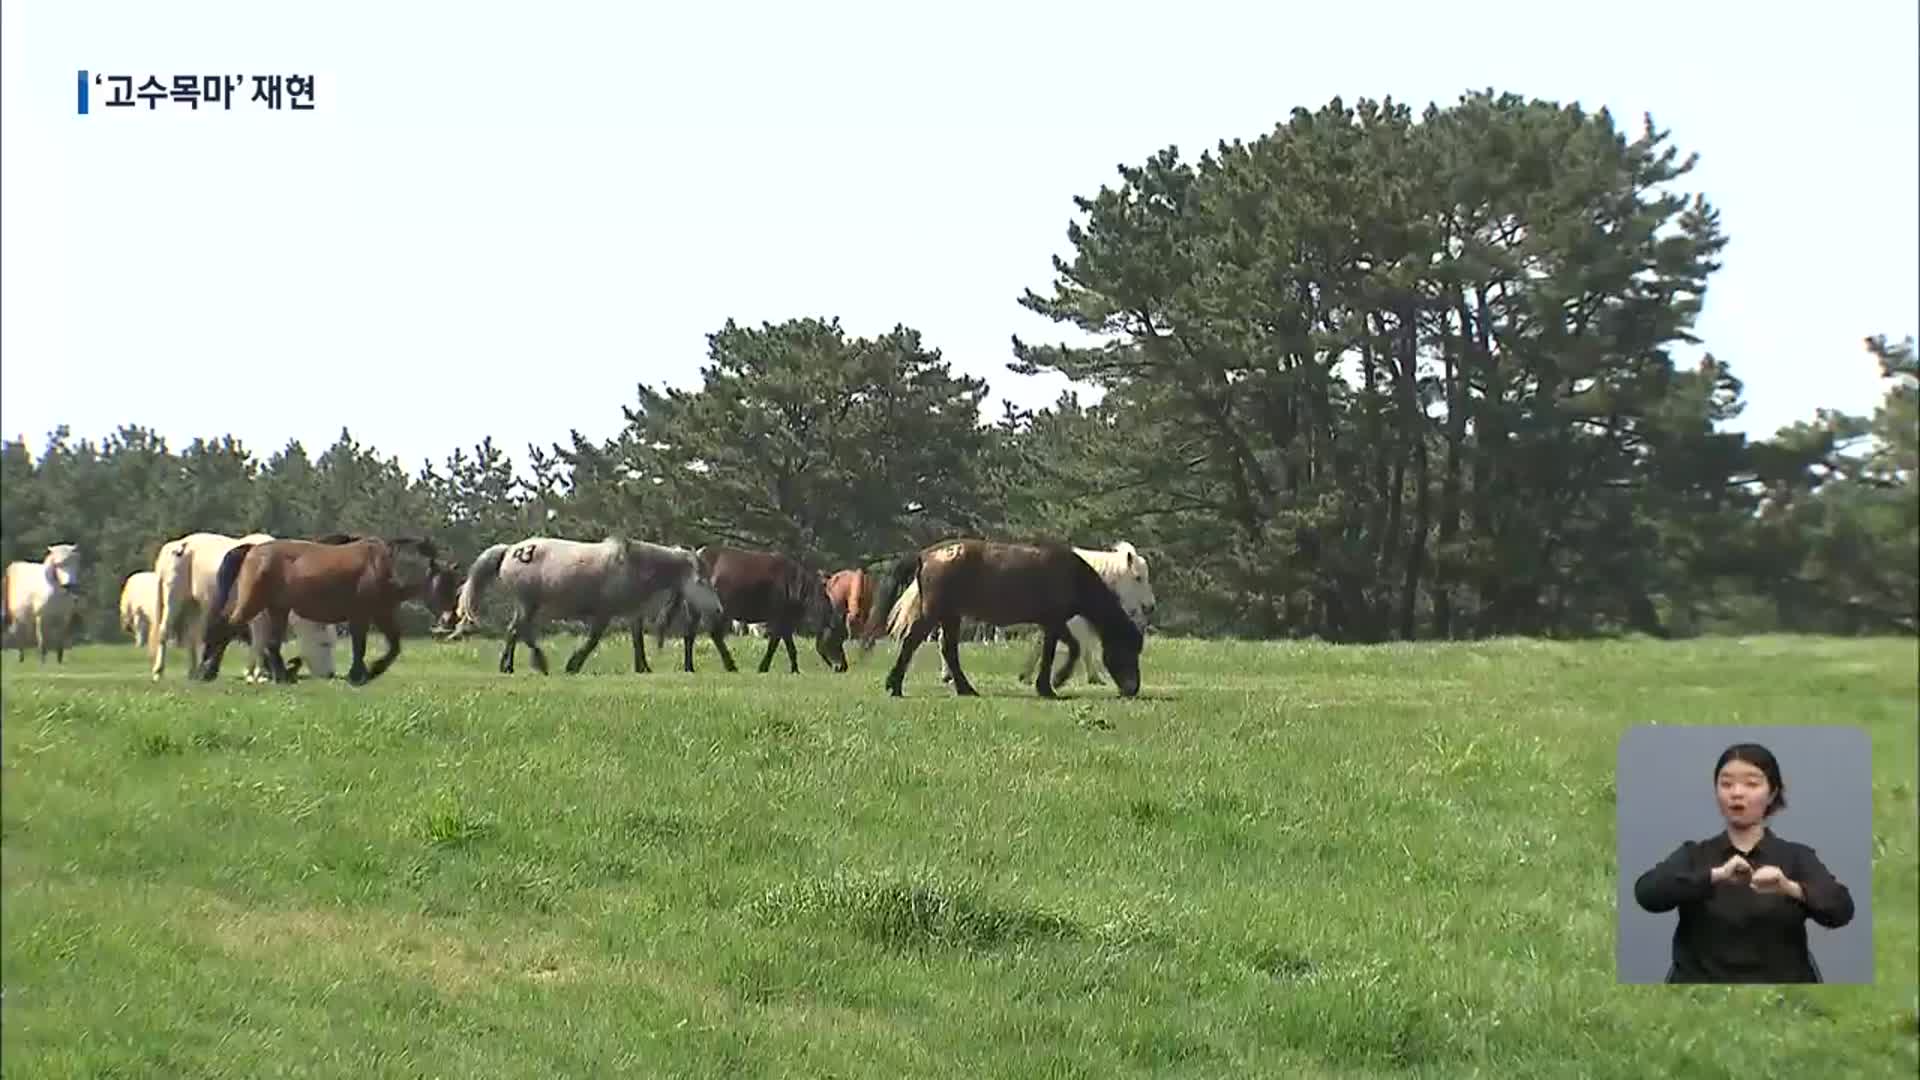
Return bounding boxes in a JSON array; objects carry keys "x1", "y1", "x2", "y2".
[{"x1": 1077, "y1": 574, "x2": 1134, "y2": 642}]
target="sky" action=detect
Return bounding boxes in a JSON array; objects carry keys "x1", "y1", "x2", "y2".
[{"x1": 4, "y1": 0, "x2": 1916, "y2": 477}]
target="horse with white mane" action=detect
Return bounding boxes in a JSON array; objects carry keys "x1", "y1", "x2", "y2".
[
  {"x1": 452, "y1": 535, "x2": 736, "y2": 675},
  {"x1": 150, "y1": 531, "x2": 338, "y2": 682},
  {"x1": 3, "y1": 543, "x2": 84, "y2": 663},
  {"x1": 881, "y1": 541, "x2": 1155, "y2": 686}
]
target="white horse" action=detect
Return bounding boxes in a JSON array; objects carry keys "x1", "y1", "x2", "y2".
[
  {"x1": 2, "y1": 543, "x2": 84, "y2": 663},
  {"x1": 120, "y1": 569, "x2": 163, "y2": 647},
  {"x1": 150, "y1": 531, "x2": 337, "y2": 682},
  {"x1": 886, "y1": 541, "x2": 1155, "y2": 686}
]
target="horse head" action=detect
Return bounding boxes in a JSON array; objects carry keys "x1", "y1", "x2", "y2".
[
  {"x1": 421, "y1": 560, "x2": 464, "y2": 636},
  {"x1": 43, "y1": 544, "x2": 81, "y2": 593}
]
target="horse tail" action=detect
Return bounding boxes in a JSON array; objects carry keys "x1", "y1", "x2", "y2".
[
  {"x1": 858, "y1": 551, "x2": 922, "y2": 651},
  {"x1": 454, "y1": 543, "x2": 510, "y2": 634},
  {"x1": 655, "y1": 570, "x2": 724, "y2": 649},
  {"x1": 885, "y1": 579, "x2": 921, "y2": 639},
  {"x1": 208, "y1": 543, "x2": 256, "y2": 628},
  {"x1": 655, "y1": 588, "x2": 686, "y2": 650}
]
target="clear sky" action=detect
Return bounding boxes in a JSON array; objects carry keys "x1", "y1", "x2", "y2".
[{"x1": 4, "y1": 0, "x2": 1916, "y2": 477}]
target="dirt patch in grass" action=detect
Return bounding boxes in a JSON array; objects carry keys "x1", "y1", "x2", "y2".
[{"x1": 195, "y1": 892, "x2": 590, "y2": 994}]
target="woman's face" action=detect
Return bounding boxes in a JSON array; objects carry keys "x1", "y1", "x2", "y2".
[{"x1": 1716, "y1": 758, "x2": 1773, "y2": 827}]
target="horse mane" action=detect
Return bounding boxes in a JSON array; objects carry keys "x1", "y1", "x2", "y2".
[
  {"x1": 1066, "y1": 553, "x2": 1145, "y2": 651},
  {"x1": 310, "y1": 533, "x2": 441, "y2": 562}
]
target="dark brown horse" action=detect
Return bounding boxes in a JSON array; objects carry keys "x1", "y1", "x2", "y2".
[
  {"x1": 860, "y1": 539, "x2": 1143, "y2": 698},
  {"x1": 197, "y1": 535, "x2": 441, "y2": 685},
  {"x1": 699, "y1": 545, "x2": 842, "y2": 673}
]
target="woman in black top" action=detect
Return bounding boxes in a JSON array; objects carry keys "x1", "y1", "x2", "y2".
[{"x1": 1633, "y1": 742, "x2": 1856, "y2": 983}]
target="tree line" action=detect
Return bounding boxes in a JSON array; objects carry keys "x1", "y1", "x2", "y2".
[{"x1": 4, "y1": 91, "x2": 1914, "y2": 644}]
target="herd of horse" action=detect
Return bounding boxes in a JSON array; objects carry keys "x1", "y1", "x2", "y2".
[{"x1": 1, "y1": 530, "x2": 1157, "y2": 698}]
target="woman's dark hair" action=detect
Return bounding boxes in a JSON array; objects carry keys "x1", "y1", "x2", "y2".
[{"x1": 1715, "y1": 742, "x2": 1787, "y2": 815}]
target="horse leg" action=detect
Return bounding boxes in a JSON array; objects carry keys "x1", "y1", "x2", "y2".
[
  {"x1": 1052, "y1": 617, "x2": 1097, "y2": 685},
  {"x1": 361, "y1": 610, "x2": 403, "y2": 683},
  {"x1": 1051, "y1": 625, "x2": 1083, "y2": 688},
  {"x1": 756, "y1": 627, "x2": 778, "y2": 673},
  {"x1": 631, "y1": 616, "x2": 652, "y2": 674},
  {"x1": 565, "y1": 615, "x2": 610, "y2": 674},
  {"x1": 345, "y1": 621, "x2": 372, "y2": 685},
  {"x1": 939, "y1": 616, "x2": 979, "y2": 697},
  {"x1": 263, "y1": 610, "x2": 295, "y2": 684},
  {"x1": 197, "y1": 610, "x2": 245, "y2": 682},
  {"x1": 499, "y1": 611, "x2": 520, "y2": 674},
  {"x1": 780, "y1": 624, "x2": 800, "y2": 674},
  {"x1": 519, "y1": 610, "x2": 550, "y2": 676},
  {"x1": 885, "y1": 618, "x2": 937, "y2": 697},
  {"x1": 1036, "y1": 622, "x2": 1067, "y2": 699},
  {"x1": 705, "y1": 625, "x2": 737, "y2": 673},
  {"x1": 36, "y1": 613, "x2": 49, "y2": 663},
  {"x1": 817, "y1": 618, "x2": 847, "y2": 672},
  {"x1": 935, "y1": 624, "x2": 962, "y2": 684}
]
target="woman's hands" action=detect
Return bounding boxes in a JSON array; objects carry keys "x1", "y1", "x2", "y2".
[
  {"x1": 1711, "y1": 854, "x2": 1752, "y2": 885},
  {"x1": 1712, "y1": 855, "x2": 1804, "y2": 900},
  {"x1": 1749, "y1": 864, "x2": 1805, "y2": 901}
]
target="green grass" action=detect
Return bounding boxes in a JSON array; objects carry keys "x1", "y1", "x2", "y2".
[{"x1": 4, "y1": 633, "x2": 1915, "y2": 1078}]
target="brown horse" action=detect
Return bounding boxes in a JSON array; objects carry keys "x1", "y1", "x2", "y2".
[
  {"x1": 197, "y1": 535, "x2": 441, "y2": 685},
  {"x1": 699, "y1": 545, "x2": 842, "y2": 673},
  {"x1": 860, "y1": 539, "x2": 1143, "y2": 698}
]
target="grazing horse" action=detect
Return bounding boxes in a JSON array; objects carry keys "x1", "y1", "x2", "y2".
[
  {"x1": 197, "y1": 535, "x2": 440, "y2": 685},
  {"x1": 699, "y1": 546, "x2": 841, "y2": 673},
  {"x1": 1014, "y1": 542, "x2": 1155, "y2": 686},
  {"x1": 822, "y1": 566, "x2": 879, "y2": 663},
  {"x1": 419, "y1": 560, "x2": 465, "y2": 635},
  {"x1": 861, "y1": 539, "x2": 1143, "y2": 699},
  {"x1": 2, "y1": 543, "x2": 84, "y2": 663},
  {"x1": 119, "y1": 569, "x2": 164, "y2": 647},
  {"x1": 151, "y1": 532, "x2": 338, "y2": 682},
  {"x1": 451, "y1": 535, "x2": 734, "y2": 676},
  {"x1": 886, "y1": 541, "x2": 1154, "y2": 687}
]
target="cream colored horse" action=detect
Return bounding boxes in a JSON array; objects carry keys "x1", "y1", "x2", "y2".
[
  {"x1": 3, "y1": 543, "x2": 84, "y2": 663},
  {"x1": 120, "y1": 569, "x2": 162, "y2": 647},
  {"x1": 150, "y1": 531, "x2": 336, "y2": 682}
]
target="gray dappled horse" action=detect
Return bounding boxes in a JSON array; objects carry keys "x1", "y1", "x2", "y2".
[{"x1": 450, "y1": 535, "x2": 736, "y2": 675}]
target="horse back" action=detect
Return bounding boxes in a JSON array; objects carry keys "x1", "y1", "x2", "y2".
[{"x1": 917, "y1": 540, "x2": 1086, "y2": 627}]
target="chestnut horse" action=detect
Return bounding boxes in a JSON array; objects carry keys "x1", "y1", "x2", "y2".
[
  {"x1": 822, "y1": 567, "x2": 877, "y2": 664},
  {"x1": 197, "y1": 535, "x2": 442, "y2": 685},
  {"x1": 699, "y1": 546, "x2": 842, "y2": 673},
  {"x1": 860, "y1": 539, "x2": 1143, "y2": 698},
  {"x1": 312, "y1": 532, "x2": 465, "y2": 638}
]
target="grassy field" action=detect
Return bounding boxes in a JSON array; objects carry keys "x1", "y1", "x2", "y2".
[{"x1": 3, "y1": 633, "x2": 1915, "y2": 1078}]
